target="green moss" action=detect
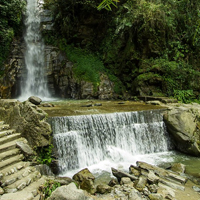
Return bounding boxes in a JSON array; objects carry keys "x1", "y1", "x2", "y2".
[{"x1": 59, "y1": 43, "x2": 104, "y2": 84}]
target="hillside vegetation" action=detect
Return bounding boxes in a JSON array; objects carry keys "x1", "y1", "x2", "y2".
[
  {"x1": 1, "y1": 0, "x2": 200, "y2": 102},
  {"x1": 43, "y1": 0, "x2": 200, "y2": 101},
  {"x1": 0, "y1": 0, "x2": 25, "y2": 75}
]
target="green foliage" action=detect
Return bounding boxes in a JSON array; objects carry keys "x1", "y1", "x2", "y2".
[
  {"x1": 107, "y1": 73, "x2": 124, "y2": 94},
  {"x1": 45, "y1": 0, "x2": 200, "y2": 98},
  {"x1": 39, "y1": 180, "x2": 61, "y2": 199},
  {"x1": 97, "y1": 0, "x2": 119, "y2": 11},
  {"x1": 174, "y1": 90, "x2": 195, "y2": 104},
  {"x1": 0, "y1": 0, "x2": 25, "y2": 68},
  {"x1": 36, "y1": 144, "x2": 54, "y2": 166},
  {"x1": 59, "y1": 41, "x2": 105, "y2": 85}
]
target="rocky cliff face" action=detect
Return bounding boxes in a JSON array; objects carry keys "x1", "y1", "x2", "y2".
[
  {"x1": 0, "y1": 6, "x2": 115, "y2": 100},
  {"x1": 0, "y1": 41, "x2": 114, "y2": 100}
]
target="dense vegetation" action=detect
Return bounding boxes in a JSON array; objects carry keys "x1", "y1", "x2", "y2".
[
  {"x1": 0, "y1": 0, "x2": 25, "y2": 75},
  {"x1": 1, "y1": 0, "x2": 200, "y2": 101},
  {"x1": 43, "y1": 0, "x2": 200, "y2": 100}
]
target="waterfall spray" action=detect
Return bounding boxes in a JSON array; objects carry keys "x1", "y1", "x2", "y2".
[{"x1": 19, "y1": 0, "x2": 50, "y2": 100}]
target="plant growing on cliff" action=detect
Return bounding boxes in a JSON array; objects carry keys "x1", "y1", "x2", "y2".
[
  {"x1": 59, "y1": 41, "x2": 105, "y2": 87},
  {"x1": 0, "y1": 0, "x2": 25, "y2": 68},
  {"x1": 36, "y1": 144, "x2": 54, "y2": 166},
  {"x1": 39, "y1": 180, "x2": 61, "y2": 199},
  {"x1": 174, "y1": 90, "x2": 195, "y2": 104}
]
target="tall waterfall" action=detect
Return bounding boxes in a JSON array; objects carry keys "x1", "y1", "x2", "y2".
[
  {"x1": 19, "y1": 0, "x2": 50, "y2": 100},
  {"x1": 50, "y1": 110, "x2": 173, "y2": 176}
]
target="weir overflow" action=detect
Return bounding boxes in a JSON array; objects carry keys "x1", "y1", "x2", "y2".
[{"x1": 50, "y1": 109, "x2": 173, "y2": 176}]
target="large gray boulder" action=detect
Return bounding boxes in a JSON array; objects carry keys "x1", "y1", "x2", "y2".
[
  {"x1": 28, "y1": 96, "x2": 42, "y2": 105},
  {"x1": 163, "y1": 104, "x2": 200, "y2": 156},
  {"x1": 0, "y1": 99, "x2": 51, "y2": 148},
  {"x1": 47, "y1": 182, "x2": 93, "y2": 200}
]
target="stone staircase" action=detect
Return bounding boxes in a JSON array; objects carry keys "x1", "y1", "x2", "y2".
[{"x1": 0, "y1": 121, "x2": 46, "y2": 200}]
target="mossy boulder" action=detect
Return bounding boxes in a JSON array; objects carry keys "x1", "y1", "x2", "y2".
[
  {"x1": 72, "y1": 168, "x2": 96, "y2": 194},
  {"x1": 164, "y1": 104, "x2": 200, "y2": 156}
]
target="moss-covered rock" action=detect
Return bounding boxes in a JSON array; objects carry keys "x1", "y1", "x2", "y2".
[
  {"x1": 164, "y1": 104, "x2": 200, "y2": 156},
  {"x1": 72, "y1": 168, "x2": 96, "y2": 194}
]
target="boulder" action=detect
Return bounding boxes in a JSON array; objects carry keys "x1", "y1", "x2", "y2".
[
  {"x1": 148, "y1": 184, "x2": 158, "y2": 193},
  {"x1": 108, "y1": 178, "x2": 118, "y2": 187},
  {"x1": 147, "y1": 170, "x2": 159, "y2": 184},
  {"x1": 137, "y1": 161, "x2": 187, "y2": 184},
  {"x1": 134, "y1": 175, "x2": 147, "y2": 192},
  {"x1": 16, "y1": 141, "x2": 35, "y2": 157},
  {"x1": 72, "y1": 168, "x2": 95, "y2": 194},
  {"x1": 111, "y1": 167, "x2": 138, "y2": 182},
  {"x1": 120, "y1": 177, "x2": 133, "y2": 187},
  {"x1": 47, "y1": 182, "x2": 92, "y2": 200},
  {"x1": 148, "y1": 193, "x2": 164, "y2": 200},
  {"x1": 170, "y1": 163, "x2": 185, "y2": 174},
  {"x1": 49, "y1": 177, "x2": 73, "y2": 186},
  {"x1": 80, "y1": 179, "x2": 96, "y2": 194},
  {"x1": 28, "y1": 96, "x2": 42, "y2": 105},
  {"x1": 96, "y1": 184, "x2": 112, "y2": 194},
  {"x1": 192, "y1": 185, "x2": 200, "y2": 192},
  {"x1": 0, "y1": 187, "x2": 4, "y2": 195},
  {"x1": 157, "y1": 183, "x2": 175, "y2": 200},
  {"x1": 163, "y1": 105, "x2": 200, "y2": 156},
  {"x1": 128, "y1": 188, "x2": 143, "y2": 200},
  {"x1": 0, "y1": 99, "x2": 52, "y2": 148},
  {"x1": 129, "y1": 165, "x2": 141, "y2": 177}
]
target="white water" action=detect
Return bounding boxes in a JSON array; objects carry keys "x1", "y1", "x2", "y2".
[
  {"x1": 19, "y1": 0, "x2": 50, "y2": 101},
  {"x1": 51, "y1": 110, "x2": 173, "y2": 177}
]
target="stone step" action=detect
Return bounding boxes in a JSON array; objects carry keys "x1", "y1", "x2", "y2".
[
  {"x1": 0, "y1": 176, "x2": 46, "y2": 200},
  {"x1": 0, "y1": 133, "x2": 21, "y2": 145},
  {"x1": 0, "y1": 161, "x2": 31, "y2": 177},
  {"x1": 0, "y1": 124, "x2": 10, "y2": 131},
  {"x1": 1, "y1": 166, "x2": 36, "y2": 187},
  {"x1": 4, "y1": 171, "x2": 42, "y2": 193},
  {"x1": 0, "y1": 129, "x2": 16, "y2": 139},
  {"x1": 0, "y1": 154, "x2": 24, "y2": 171},
  {"x1": 0, "y1": 138, "x2": 26, "y2": 153},
  {"x1": 0, "y1": 148, "x2": 20, "y2": 162}
]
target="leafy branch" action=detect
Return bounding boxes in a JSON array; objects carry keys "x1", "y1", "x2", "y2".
[{"x1": 97, "y1": 0, "x2": 119, "y2": 11}]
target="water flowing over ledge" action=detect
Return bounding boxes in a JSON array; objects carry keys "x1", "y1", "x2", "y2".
[{"x1": 49, "y1": 109, "x2": 173, "y2": 176}]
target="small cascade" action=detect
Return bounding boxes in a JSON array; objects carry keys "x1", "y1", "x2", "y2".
[
  {"x1": 19, "y1": 0, "x2": 50, "y2": 100},
  {"x1": 50, "y1": 110, "x2": 173, "y2": 175}
]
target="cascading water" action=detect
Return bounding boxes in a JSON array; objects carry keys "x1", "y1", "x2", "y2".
[
  {"x1": 19, "y1": 0, "x2": 50, "y2": 100},
  {"x1": 50, "y1": 110, "x2": 173, "y2": 176}
]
